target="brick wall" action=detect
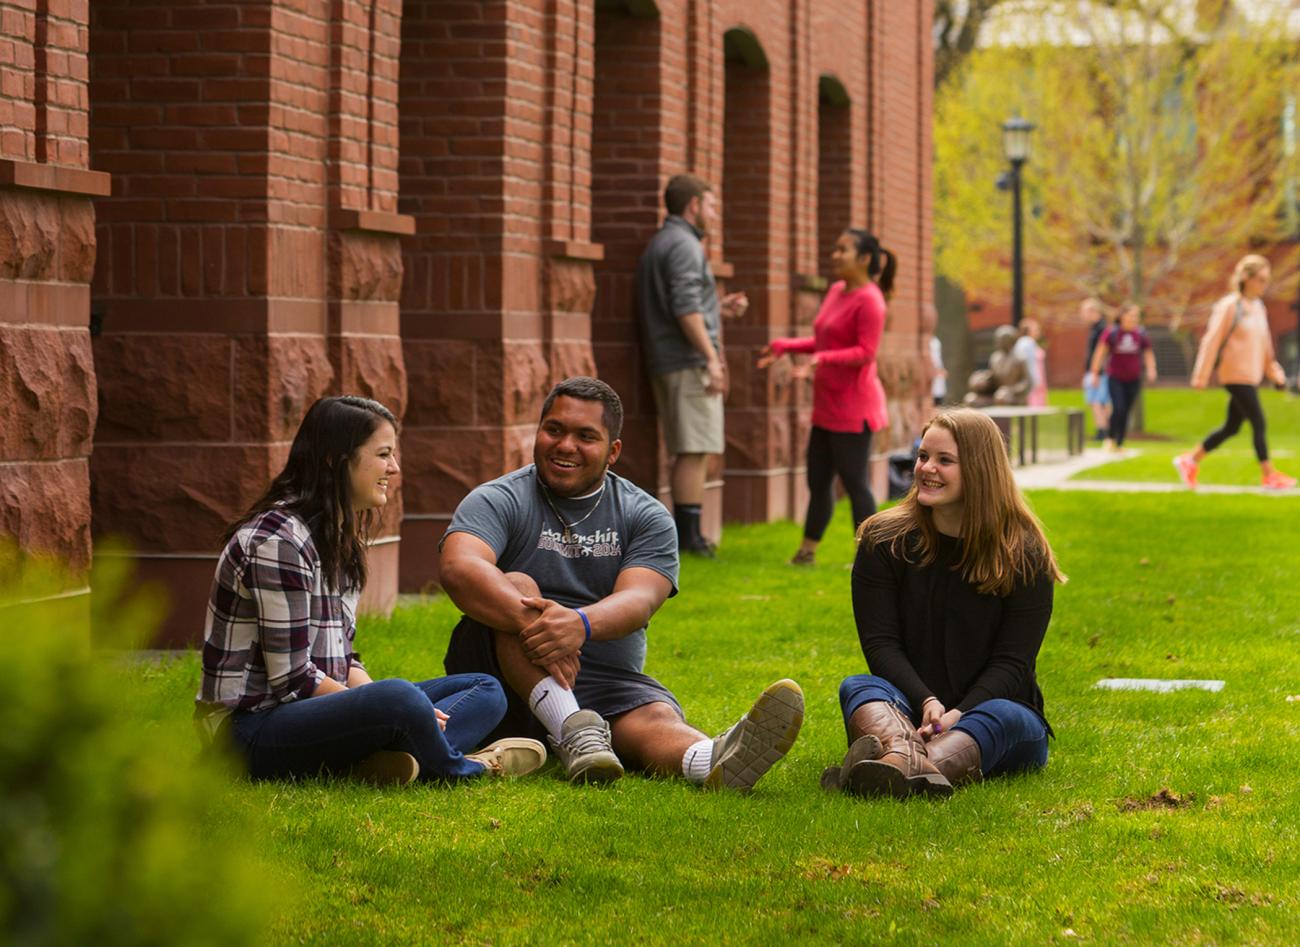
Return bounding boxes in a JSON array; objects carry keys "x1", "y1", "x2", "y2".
[
  {"x1": 88, "y1": 0, "x2": 407, "y2": 643},
  {"x1": 1, "y1": 0, "x2": 105, "y2": 630},
  {"x1": 2, "y1": 0, "x2": 933, "y2": 638}
]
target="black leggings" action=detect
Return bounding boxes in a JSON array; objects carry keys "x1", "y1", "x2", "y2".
[
  {"x1": 1202, "y1": 384, "x2": 1269, "y2": 461},
  {"x1": 1107, "y1": 377, "x2": 1141, "y2": 446},
  {"x1": 804, "y1": 424, "x2": 875, "y2": 541}
]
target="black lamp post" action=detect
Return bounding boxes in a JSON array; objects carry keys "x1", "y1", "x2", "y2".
[{"x1": 1002, "y1": 116, "x2": 1035, "y2": 327}]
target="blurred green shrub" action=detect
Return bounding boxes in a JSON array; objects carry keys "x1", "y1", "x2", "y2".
[{"x1": 0, "y1": 546, "x2": 280, "y2": 946}]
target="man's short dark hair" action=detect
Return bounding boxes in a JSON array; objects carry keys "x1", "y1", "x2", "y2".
[
  {"x1": 664, "y1": 174, "x2": 711, "y2": 216},
  {"x1": 540, "y1": 377, "x2": 624, "y2": 441}
]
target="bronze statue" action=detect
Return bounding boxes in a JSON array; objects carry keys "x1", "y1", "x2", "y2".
[{"x1": 964, "y1": 325, "x2": 1031, "y2": 407}]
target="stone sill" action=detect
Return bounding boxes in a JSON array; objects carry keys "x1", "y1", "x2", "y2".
[
  {"x1": 546, "y1": 239, "x2": 605, "y2": 262},
  {"x1": 331, "y1": 207, "x2": 416, "y2": 236},
  {"x1": 0, "y1": 159, "x2": 111, "y2": 197}
]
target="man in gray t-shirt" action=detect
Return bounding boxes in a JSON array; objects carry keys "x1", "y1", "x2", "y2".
[{"x1": 440, "y1": 377, "x2": 803, "y2": 791}]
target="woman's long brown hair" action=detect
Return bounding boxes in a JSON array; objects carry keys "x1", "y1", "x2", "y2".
[
  {"x1": 858, "y1": 408, "x2": 1065, "y2": 596},
  {"x1": 224, "y1": 396, "x2": 397, "y2": 594}
]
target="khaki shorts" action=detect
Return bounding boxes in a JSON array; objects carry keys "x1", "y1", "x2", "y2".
[{"x1": 651, "y1": 366, "x2": 724, "y2": 455}]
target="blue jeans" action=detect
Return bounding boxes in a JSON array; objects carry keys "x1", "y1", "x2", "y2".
[
  {"x1": 229, "y1": 674, "x2": 506, "y2": 781},
  {"x1": 838, "y1": 675, "x2": 1048, "y2": 778}
]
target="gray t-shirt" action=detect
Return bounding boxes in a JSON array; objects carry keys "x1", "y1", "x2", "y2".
[
  {"x1": 443, "y1": 465, "x2": 679, "y2": 672},
  {"x1": 635, "y1": 215, "x2": 721, "y2": 376}
]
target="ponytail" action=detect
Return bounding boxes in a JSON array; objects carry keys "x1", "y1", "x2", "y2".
[
  {"x1": 875, "y1": 247, "x2": 897, "y2": 299},
  {"x1": 845, "y1": 228, "x2": 898, "y2": 300}
]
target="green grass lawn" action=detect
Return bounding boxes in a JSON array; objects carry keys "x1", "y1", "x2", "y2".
[
  {"x1": 1051, "y1": 386, "x2": 1300, "y2": 487},
  {"x1": 124, "y1": 477, "x2": 1300, "y2": 944}
]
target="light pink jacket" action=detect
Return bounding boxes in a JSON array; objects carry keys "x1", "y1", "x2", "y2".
[{"x1": 1190, "y1": 294, "x2": 1285, "y2": 388}]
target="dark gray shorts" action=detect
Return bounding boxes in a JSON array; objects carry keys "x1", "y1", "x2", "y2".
[{"x1": 443, "y1": 616, "x2": 684, "y2": 743}]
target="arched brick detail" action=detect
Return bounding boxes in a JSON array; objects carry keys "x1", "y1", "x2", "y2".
[
  {"x1": 720, "y1": 26, "x2": 791, "y2": 526},
  {"x1": 590, "y1": 2, "x2": 663, "y2": 497}
]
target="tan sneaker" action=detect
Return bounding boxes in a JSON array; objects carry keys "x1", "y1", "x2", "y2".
[
  {"x1": 465, "y1": 738, "x2": 548, "y2": 777},
  {"x1": 351, "y1": 750, "x2": 420, "y2": 786},
  {"x1": 704, "y1": 679, "x2": 805, "y2": 792}
]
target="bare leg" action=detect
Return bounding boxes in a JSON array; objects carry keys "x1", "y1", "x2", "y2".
[
  {"x1": 610, "y1": 702, "x2": 707, "y2": 776},
  {"x1": 671, "y1": 453, "x2": 709, "y2": 505},
  {"x1": 491, "y1": 571, "x2": 546, "y2": 699},
  {"x1": 1090, "y1": 402, "x2": 1110, "y2": 436},
  {"x1": 493, "y1": 629, "x2": 548, "y2": 699}
]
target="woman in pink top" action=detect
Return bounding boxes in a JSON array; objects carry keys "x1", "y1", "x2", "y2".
[
  {"x1": 757, "y1": 228, "x2": 893, "y2": 565},
  {"x1": 1175, "y1": 255, "x2": 1294, "y2": 490}
]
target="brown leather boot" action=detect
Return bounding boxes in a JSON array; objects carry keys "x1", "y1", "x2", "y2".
[
  {"x1": 841, "y1": 701, "x2": 952, "y2": 798},
  {"x1": 925, "y1": 729, "x2": 982, "y2": 787},
  {"x1": 819, "y1": 734, "x2": 883, "y2": 791}
]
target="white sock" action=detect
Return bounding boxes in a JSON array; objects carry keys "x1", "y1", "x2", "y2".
[
  {"x1": 528, "y1": 677, "x2": 581, "y2": 740},
  {"x1": 681, "y1": 737, "x2": 715, "y2": 784}
]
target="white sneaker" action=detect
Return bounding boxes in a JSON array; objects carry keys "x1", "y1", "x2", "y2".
[{"x1": 704, "y1": 679, "x2": 805, "y2": 792}]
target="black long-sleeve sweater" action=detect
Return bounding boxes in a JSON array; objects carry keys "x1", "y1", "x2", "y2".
[{"x1": 851, "y1": 530, "x2": 1053, "y2": 729}]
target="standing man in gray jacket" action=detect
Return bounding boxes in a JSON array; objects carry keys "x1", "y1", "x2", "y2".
[{"x1": 635, "y1": 174, "x2": 748, "y2": 556}]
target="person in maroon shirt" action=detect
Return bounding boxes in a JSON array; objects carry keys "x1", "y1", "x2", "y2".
[
  {"x1": 757, "y1": 228, "x2": 894, "y2": 565},
  {"x1": 821, "y1": 408, "x2": 1066, "y2": 799},
  {"x1": 1086, "y1": 302, "x2": 1157, "y2": 451}
]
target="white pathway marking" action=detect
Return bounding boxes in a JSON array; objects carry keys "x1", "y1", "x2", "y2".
[
  {"x1": 1013, "y1": 447, "x2": 1299, "y2": 495},
  {"x1": 1095, "y1": 678, "x2": 1225, "y2": 693}
]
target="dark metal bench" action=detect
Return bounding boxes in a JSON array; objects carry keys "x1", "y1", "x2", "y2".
[{"x1": 979, "y1": 406, "x2": 1086, "y2": 466}]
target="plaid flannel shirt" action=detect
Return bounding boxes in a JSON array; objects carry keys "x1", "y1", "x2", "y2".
[{"x1": 194, "y1": 509, "x2": 363, "y2": 735}]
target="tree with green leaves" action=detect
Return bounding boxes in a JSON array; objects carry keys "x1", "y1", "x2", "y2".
[{"x1": 935, "y1": 0, "x2": 1300, "y2": 325}]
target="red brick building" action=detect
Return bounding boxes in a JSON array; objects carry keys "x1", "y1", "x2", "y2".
[{"x1": 2, "y1": 0, "x2": 934, "y2": 644}]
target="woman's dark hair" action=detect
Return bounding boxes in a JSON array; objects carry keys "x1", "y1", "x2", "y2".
[
  {"x1": 224, "y1": 395, "x2": 398, "y2": 593},
  {"x1": 845, "y1": 228, "x2": 897, "y2": 299}
]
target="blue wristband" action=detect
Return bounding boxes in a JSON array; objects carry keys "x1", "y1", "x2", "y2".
[{"x1": 575, "y1": 608, "x2": 592, "y2": 642}]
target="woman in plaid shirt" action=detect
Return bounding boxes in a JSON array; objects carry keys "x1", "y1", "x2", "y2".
[{"x1": 195, "y1": 396, "x2": 546, "y2": 785}]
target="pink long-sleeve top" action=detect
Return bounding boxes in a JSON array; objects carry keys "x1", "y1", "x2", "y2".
[{"x1": 770, "y1": 280, "x2": 889, "y2": 433}]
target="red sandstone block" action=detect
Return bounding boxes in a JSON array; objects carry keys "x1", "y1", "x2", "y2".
[
  {"x1": 92, "y1": 333, "x2": 233, "y2": 443},
  {"x1": 331, "y1": 334, "x2": 407, "y2": 421},
  {"x1": 231, "y1": 334, "x2": 334, "y2": 443},
  {"x1": 0, "y1": 457, "x2": 92, "y2": 572},
  {"x1": 90, "y1": 443, "x2": 285, "y2": 554},
  {"x1": 397, "y1": 426, "x2": 513, "y2": 517},
  {"x1": 0, "y1": 324, "x2": 96, "y2": 460}
]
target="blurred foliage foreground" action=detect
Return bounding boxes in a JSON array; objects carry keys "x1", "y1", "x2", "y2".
[{"x1": 0, "y1": 547, "x2": 278, "y2": 947}]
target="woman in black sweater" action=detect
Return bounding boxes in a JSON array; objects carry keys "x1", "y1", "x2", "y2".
[{"x1": 822, "y1": 408, "x2": 1065, "y2": 798}]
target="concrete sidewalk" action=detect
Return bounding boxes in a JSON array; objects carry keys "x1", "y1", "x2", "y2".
[{"x1": 1013, "y1": 447, "x2": 1299, "y2": 495}]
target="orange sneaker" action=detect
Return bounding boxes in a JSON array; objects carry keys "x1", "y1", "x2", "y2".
[
  {"x1": 1172, "y1": 454, "x2": 1199, "y2": 489},
  {"x1": 1261, "y1": 470, "x2": 1297, "y2": 490}
]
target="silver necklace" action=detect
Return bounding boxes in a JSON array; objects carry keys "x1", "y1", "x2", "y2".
[{"x1": 538, "y1": 475, "x2": 607, "y2": 543}]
